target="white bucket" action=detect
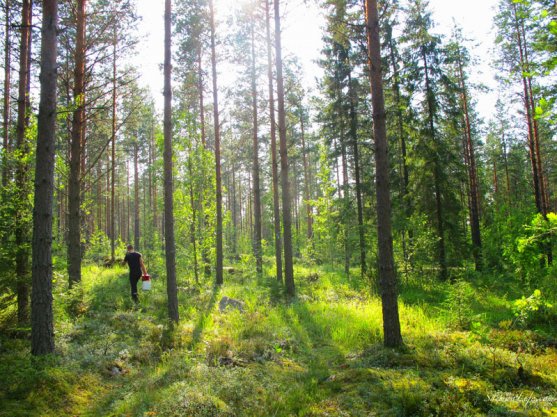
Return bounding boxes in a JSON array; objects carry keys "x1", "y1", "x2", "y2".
[{"x1": 142, "y1": 275, "x2": 151, "y2": 291}]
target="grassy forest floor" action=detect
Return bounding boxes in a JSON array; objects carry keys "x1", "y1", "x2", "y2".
[{"x1": 1, "y1": 261, "x2": 556, "y2": 416}]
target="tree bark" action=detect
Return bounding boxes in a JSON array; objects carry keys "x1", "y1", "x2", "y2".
[
  {"x1": 15, "y1": 0, "x2": 33, "y2": 323},
  {"x1": 164, "y1": 0, "x2": 179, "y2": 322},
  {"x1": 209, "y1": 0, "x2": 223, "y2": 285},
  {"x1": 148, "y1": 123, "x2": 153, "y2": 247},
  {"x1": 250, "y1": 22, "x2": 263, "y2": 274},
  {"x1": 110, "y1": 27, "x2": 117, "y2": 261},
  {"x1": 421, "y1": 46, "x2": 447, "y2": 281},
  {"x1": 512, "y1": 3, "x2": 543, "y2": 215},
  {"x1": 274, "y1": 0, "x2": 295, "y2": 296},
  {"x1": 68, "y1": 0, "x2": 86, "y2": 287},
  {"x1": 300, "y1": 108, "x2": 313, "y2": 242},
  {"x1": 198, "y1": 46, "x2": 206, "y2": 148},
  {"x1": 365, "y1": 0, "x2": 403, "y2": 348},
  {"x1": 31, "y1": 0, "x2": 58, "y2": 356},
  {"x1": 520, "y1": 15, "x2": 549, "y2": 216},
  {"x1": 516, "y1": 9, "x2": 553, "y2": 263},
  {"x1": 134, "y1": 140, "x2": 140, "y2": 250},
  {"x1": 188, "y1": 152, "x2": 199, "y2": 284},
  {"x1": 265, "y1": 0, "x2": 283, "y2": 283},
  {"x1": 126, "y1": 162, "x2": 131, "y2": 243},
  {"x1": 386, "y1": 25, "x2": 410, "y2": 276},
  {"x1": 152, "y1": 133, "x2": 159, "y2": 239},
  {"x1": 456, "y1": 47, "x2": 482, "y2": 271},
  {"x1": 197, "y1": 45, "x2": 211, "y2": 278},
  {"x1": 347, "y1": 70, "x2": 366, "y2": 278},
  {"x1": 501, "y1": 131, "x2": 511, "y2": 199},
  {"x1": 2, "y1": 0, "x2": 11, "y2": 187}
]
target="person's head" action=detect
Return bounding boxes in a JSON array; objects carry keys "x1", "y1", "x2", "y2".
[{"x1": 127, "y1": 244, "x2": 134, "y2": 252}]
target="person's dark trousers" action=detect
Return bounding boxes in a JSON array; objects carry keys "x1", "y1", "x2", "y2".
[{"x1": 129, "y1": 272, "x2": 141, "y2": 302}]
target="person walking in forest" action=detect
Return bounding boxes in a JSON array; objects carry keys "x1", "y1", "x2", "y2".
[{"x1": 122, "y1": 245, "x2": 147, "y2": 303}]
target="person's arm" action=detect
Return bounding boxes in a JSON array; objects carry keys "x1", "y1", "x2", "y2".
[
  {"x1": 121, "y1": 254, "x2": 128, "y2": 266},
  {"x1": 140, "y1": 256, "x2": 147, "y2": 276}
]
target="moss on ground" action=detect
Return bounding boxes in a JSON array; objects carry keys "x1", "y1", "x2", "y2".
[{"x1": 0, "y1": 263, "x2": 556, "y2": 416}]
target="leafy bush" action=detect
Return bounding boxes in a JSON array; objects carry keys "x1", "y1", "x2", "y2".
[
  {"x1": 84, "y1": 230, "x2": 111, "y2": 264},
  {"x1": 512, "y1": 289, "x2": 554, "y2": 328}
]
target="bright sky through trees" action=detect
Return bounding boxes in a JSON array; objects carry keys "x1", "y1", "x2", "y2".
[{"x1": 135, "y1": 0, "x2": 498, "y2": 118}]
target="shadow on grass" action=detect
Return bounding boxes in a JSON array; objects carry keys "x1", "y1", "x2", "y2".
[
  {"x1": 399, "y1": 278, "x2": 447, "y2": 308},
  {"x1": 85, "y1": 266, "x2": 133, "y2": 313},
  {"x1": 273, "y1": 297, "x2": 367, "y2": 413},
  {"x1": 190, "y1": 285, "x2": 220, "y2": 349}
]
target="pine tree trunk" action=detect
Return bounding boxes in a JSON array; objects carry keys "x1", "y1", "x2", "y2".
[
  {"x1": 106, "y1": 152, "x2": 110, "y2": 238},
  {"x1": 110, "y1": 29, "x2": 117, "y2": 262},
  {"x1": 365, "y1": 0, "x2": 403, "y2": 348},
  {"x1": 340, "y1": 123, "x2": 350, "y2": 277},
  {"x1": 134, "y1": 140, "x2": 140, "y2": 250},
  {"x1": 250, "y1": 23, "x2": 263, "y2": 274},
  {"x1": 197, "y1": 44, "x2": 211, "y2": 277},
  {"x1": 148, "y1": 124, "x2": 153, "y2": 248},
  {"x1": 456, "y1": 50, "x2": 482, "y2": 271},
  {"x1": 274, "y1": 0, "x2": 295, "y2": 296},
  {"x1": 198, "y1": 47, "x2": 206, "y2": 148},
  {"x1": 126, "y1": 162, "x2": 131, "y2": 243},
  {"x1": 518, "y1": 13, "x2": 553, "y2": 263},
  {"x1": 68, "y1": 0, "x2": 86, "y2": 287},
  {"x1": 501, "y1": 132, "x2": 511, "y2": 199},
  {"x1": 493, "y1": 158, "x2": 499, "y2": 196},
  {"x1": 422, "y1": 47, "x2": 447, "y2": 281},
  {"x1": 387, "y1": 27, "x2": 410, "y2": 276},
  {"x1": 520, "y1": 15, "x2": 549, "y2": 216},
  {"x1": 31, "y1": 0, "x2": 58, "y2": 355},
  {"x1": 152, "y1": 135, "x2": 159, "y2": 239},
  {"x1": 300, "y1": 111, "x2": 313, "y2": 240},
  {"x1": 110, "y1": 30, "x2": 118, "y2": 262},
  {"x1": 96, "y1": 162, "x2": 102, "y2": 232},
  {"x1": 348, "y1": 70, "x2": 366, "y2": 278},
  {"x1": 2, "y1": 0, "x2": 11, "y2": 187},
  {"x1": 231, "y1": 164, "x2": 237, "y2": 255},
  {"x1": 15, "y1": 0, "x2": 33, "y2": 323},
  {"x1": 512, "y1": 3, "x2": 543, "y2": 215},
  {"x1": 265, "y1": 0, "x2": 283, "y2": 283},
  {"x1": 164, "y1": 0, "x2": 179, "y2": 322},
  {"x1": 209, "y1": 0, "x2": 223, "y2": 285},
  {"x1": 188, "y1": 154, "x2": 199, "y2": 284}
]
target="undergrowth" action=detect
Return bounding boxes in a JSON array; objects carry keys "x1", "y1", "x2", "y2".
[{"x1": 0, "y1": 262, "x2": 556, "y2": 416}]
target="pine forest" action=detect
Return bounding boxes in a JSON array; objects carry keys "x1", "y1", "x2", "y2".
[{"x1": 1, "y1": 0, "x2": 557, "y2": 415}]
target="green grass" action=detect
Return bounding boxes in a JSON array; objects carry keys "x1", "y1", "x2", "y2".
[{"x1": 0, "y1": 262, "x2": 556, "y2": 416}]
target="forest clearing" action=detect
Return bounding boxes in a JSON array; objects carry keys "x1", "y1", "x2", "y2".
[
  {"x1": 1, "y1": 262, "x2": 556, "y2": 416},
  {"x1": 1, "y1": 0, "x2": 557, "y2": 415}
]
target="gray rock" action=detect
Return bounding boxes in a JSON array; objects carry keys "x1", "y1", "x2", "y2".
[{"x1": 218, "y1": 296, "x2": 245, "y2": 313}]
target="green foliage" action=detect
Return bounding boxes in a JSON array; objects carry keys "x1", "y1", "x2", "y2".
[
  {"x1": 173, "y1": 110, "x2": 216, "y2": 283},
  {"x1": 237, "y1": 252, "x2": 257, "y2": 281},
  {"x1": 506, "y1": 212, "x2": 557, "y2": 284},
  {"x1": 311, "y1": 144, "x2": 339, "y2": 265},
  {"x1": 61, "y1": 282, "x2": 89, "y2": 319},
  {"x1": 84, "y1": 231, "x2": 112, "y2": 264},
  {"x1": 406, "y1": 212, "x2": 439, "y2": 273},
  {"x1": 518, "y1": 212, "x2": 557, "y2": 249},
  {"x1": 512, "y1": 289, "x2": 554, "y2": 328},
  {"x1": 443, "y1": 279, "x2": 476, "y2": 330}
]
